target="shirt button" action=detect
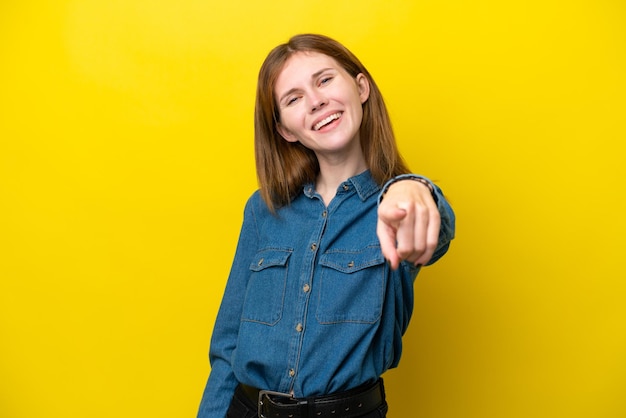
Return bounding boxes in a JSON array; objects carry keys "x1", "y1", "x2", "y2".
[
  {"x1": 303, "y1": 283, "x2": 310, "y2": 293},
  {"x1": 289, "y1": 369, "x2": 295, "y2": 377},
  {"x1": 310, "y1": 243, "x2": 317, "y2": 251},
  {"x1": 342, "y1": 184, "x2": 349, "y2": 191},
  {"x1": 322, "y1": 210, "x2": 327, "y2": 218},
  {"x1": 295, "y1": 323, "x2": 303, "y2": 332}
]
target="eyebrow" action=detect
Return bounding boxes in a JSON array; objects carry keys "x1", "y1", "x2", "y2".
[{"x1": 278, "y1": 67, "x2": 335, "y2": 104}]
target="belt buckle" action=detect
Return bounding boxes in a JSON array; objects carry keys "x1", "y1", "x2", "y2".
[{"x1": 257, "y1": 389, "x2": 295, "y2": 418}]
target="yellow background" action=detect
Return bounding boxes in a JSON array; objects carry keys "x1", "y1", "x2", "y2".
[{"x1": 1, "y1": 1, "x2": 625, "y2": 417}]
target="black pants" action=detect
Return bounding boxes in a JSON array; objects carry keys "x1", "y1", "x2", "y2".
[{"x1": 226, "y1": 383, "x2": 388, "y2": 418}]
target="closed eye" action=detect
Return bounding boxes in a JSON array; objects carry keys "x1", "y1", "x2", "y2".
[
  {"x1": 319, "y1": 76, "x2": 333, "y2": 86},
  {"x1": 285, "y1": 96, "x2": 300, "y2": 106}
]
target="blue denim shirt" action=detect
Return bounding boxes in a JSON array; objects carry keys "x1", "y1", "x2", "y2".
[{"x1": 197, "y1": 170, "x2": 455, "y2": 417}]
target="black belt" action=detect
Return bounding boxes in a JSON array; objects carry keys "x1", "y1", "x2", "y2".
[{"x1": 239, "y1": 379, "x2": 384, "y2": 418}]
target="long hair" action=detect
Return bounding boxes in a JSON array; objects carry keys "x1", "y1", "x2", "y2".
[{"x1": 255, "y1": 34, "x2": 410, "y2": 212}]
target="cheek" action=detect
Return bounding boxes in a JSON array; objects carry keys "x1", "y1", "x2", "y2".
[
  {"x1": 351, "y1": 104, "x2": 364, "y2": 126},
  {"x1": 281, "y1": 110, "x2": 303, "y2": 130}
]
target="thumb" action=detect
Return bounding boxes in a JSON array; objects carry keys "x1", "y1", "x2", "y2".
[{"x1": 379, "y1": 205, "x2": 408, "y2": 224}]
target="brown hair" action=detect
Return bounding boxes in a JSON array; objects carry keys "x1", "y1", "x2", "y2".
[{"x1": 255, "y1": 33, "x2": 410, "y2": 212}]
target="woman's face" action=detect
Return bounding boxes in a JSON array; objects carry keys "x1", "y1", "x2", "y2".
[{"x1": 274, "y1": 51, "x2": 370, "y2": 161}]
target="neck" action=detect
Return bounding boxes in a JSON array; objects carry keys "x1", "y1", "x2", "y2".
[{"x1": 315, "y1": 155, "x2": 368, "y2": 206}]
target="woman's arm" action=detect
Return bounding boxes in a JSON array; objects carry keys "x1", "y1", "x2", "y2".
[{"x1": 197, "y1": 196, "x2": 259, "y2": 418}]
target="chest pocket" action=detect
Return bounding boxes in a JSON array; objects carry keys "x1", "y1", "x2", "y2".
[
  {"x1": 316, "y1": 246, "x2": 386, "y2": 324},
  {"x1": 242, "y1": 248, "x2": 292, "y2": 326}
]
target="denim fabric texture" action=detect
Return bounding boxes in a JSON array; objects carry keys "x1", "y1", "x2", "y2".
[{"x1": 198, "y1": 170, "x2": 455, "y2": 418}]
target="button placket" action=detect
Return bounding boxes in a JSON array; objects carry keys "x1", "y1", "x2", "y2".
[{"x1": 285, "y1": 193, "x2": 329, "y2": 395}]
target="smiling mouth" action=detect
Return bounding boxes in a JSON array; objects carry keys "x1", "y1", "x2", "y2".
[{"x1": 313, "y1": 112, "x2": 342, "y2": 131}]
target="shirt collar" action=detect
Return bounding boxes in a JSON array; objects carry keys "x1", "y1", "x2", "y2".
[
  {"x1": 303, "y1": 170, "x2": 380, "y2": 201},
  {"x1": 348, "y1": 170, "x2": 380, "y2": 201}
]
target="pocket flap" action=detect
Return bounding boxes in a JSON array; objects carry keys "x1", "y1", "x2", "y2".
[
  {"x1": 249, "y1": 248, "x2": 292, "y2": 272},
  {"x1": 319, "y1": 246, "x2": 385, "y2": 273}
]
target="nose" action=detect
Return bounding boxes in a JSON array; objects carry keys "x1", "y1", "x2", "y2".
[{"x1": 309, "y1": 93, "x2": 327, "y2": 112}]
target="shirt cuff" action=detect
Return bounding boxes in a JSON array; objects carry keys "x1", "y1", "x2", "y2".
[{"x1": 377, "y1": 174, "x2": 437, "y2": 205}]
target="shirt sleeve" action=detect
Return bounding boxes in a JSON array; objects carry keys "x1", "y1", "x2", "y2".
[
  {"x1": 197, "y1": 196, "x2": 259, "y2": 418},
  {"x1": 378, "y1": 174, "x2": 456, "y2": 266}
]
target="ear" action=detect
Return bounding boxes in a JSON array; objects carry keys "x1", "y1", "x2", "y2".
[
  {"x1": 276, "y1": 123, "x2": 299, "y2": 143},
  {"x1": 356, "y1": 73, "x2": 370, "y2": 104}
]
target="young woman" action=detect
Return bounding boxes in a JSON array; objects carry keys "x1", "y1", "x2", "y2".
[{"x1": 198, "y1": 34, "x2": 455, "y2": 418}]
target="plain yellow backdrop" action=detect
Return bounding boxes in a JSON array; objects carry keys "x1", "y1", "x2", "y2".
[{"x1": 1, "y1": 1, "x2": 625, "y2": 417}]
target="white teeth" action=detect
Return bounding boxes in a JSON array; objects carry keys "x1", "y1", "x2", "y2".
[{"x1": 314, "y1": 113, "x2": 341, "y2": 131}]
